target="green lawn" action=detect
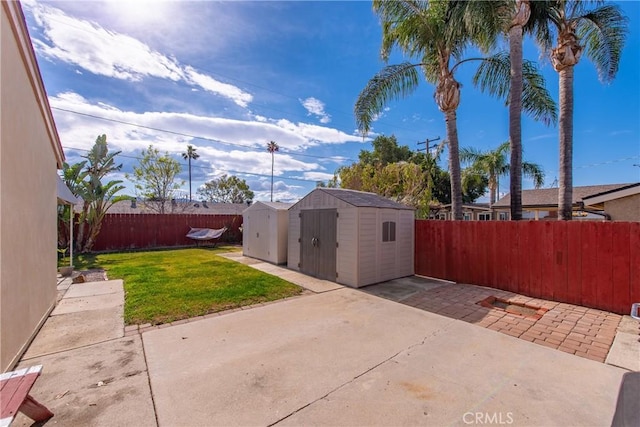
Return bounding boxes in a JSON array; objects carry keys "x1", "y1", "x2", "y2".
[{"x1": 67, "y1": 247, "x2": 303, "y2": 325}]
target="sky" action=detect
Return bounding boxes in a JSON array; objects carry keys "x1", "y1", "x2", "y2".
[{"x1": 23, "y1": 0, "x2": 640, "y2": 203}]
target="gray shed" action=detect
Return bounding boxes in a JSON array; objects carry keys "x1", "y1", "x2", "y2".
[
  {"x1": 288, "y1": 188, "x2": 414, "y2": 287},
  {"x1": 242, "y1": 201, "x2": 292, "y2": 264}
]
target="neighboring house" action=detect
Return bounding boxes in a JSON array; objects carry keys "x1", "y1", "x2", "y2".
[
  {"x1": 581, "y1": 183, "x2": 640, "y2": 221},
  {"x1": 493, "y1": 183, "x2": 639, "y2": 221},
  {"x1": 102, "y1": 199, "x2": 247, "y2": 215},
  {"x1": 1, "y1": 1, "x2": 66, "y2": 371},
  {"x1": 432, "y1": 203, "x2": 493, "y2": 221}
]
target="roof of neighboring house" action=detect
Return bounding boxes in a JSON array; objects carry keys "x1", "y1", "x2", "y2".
[
  {"x1": 80, "y1": 199, "x2": 247, "y2": 215},
  {"x1": 493, "y1": 184, "x2": 635, "y2": 209},
  {"x1": 582, "y1": 183, "x2": 640, "y2": 207},
  {"x1": 4, "y1": 1, "x2": 64, "y2": 167},
  {"x1": 312, "y1": 188, "x2": 414, "y2": 210},
  {"x1": 437, "y1": 203, "x2": 491, "y2": 211}
]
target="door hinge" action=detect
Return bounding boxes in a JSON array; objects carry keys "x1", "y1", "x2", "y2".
[
  {"x1": 298, "y1": 238, "x2": 301, "y2": 243},
  {"x1": 336, "y1": 272, "x2": 339, "y2": 278},
  {"x1": 299, "y1": 213, "x2": 301, "y2": 218},
  {"x1": 298, "y1": 263, "x2": 301, "y2": 268},
  {"x1": 336, "y1": 242, "x2": 339, "y2": 248},
  {"x1": 336, "y1": 212, "x2": 339, "y2": 218}
]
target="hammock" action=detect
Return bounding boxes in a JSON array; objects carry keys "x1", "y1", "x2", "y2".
[{"x1": 186, "y1": 227, "x2": 227, "y2": 241}]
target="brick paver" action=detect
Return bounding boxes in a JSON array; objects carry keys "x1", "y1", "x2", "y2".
[{"x1": 399, "y1": 282, "x2": 621, "y2": 363}]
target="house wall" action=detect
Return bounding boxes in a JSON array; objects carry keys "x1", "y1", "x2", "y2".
[
  {"x1": 605, "y1": 194, "x2": 640, "y2": 221},
  {"x1": 1, "y1": 2, "x2": 62, "y2": 372}
]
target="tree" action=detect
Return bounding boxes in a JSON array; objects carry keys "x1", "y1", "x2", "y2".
[
  {"x1": 128, "y1": 146, "x2": 183, "y2": 214},
  {"x1": 61, "y1": 135, "x2": 127, "y2": 253},
  {"x1": 542, "y1": 1, "x2": 628, "y2": 220},
  {"x1": 452, "y1": 0, "x2": 558, "y2": 220},
  {"x1": 267, "y1": 141, "x2": 279, "y2": 202},
  {"x1": 197, "y1": 174, "x2": 254, "y2": 203},
  {"x1": 355, "y1": 0, "x2": 555, "y2": 220},
  {"x1": 181, "y1": 144, "x2": 199, "y2": 202},
  {"x1": 460, "y1": 141, "x2": 544, "y2": 213}
]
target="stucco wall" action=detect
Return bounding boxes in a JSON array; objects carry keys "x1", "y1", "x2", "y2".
[
  {"x1": 605, "y1": 194, "x2": 640, "y2": 221},
  {"x1": 1, "y1": 3, "x2": 59, "y2": 371}
]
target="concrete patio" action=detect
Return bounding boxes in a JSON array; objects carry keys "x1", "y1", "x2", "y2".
[{"x1": 13, "y1": 256, "x2": 639, "y2": 426}]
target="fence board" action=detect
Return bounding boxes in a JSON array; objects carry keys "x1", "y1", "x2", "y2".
[
  {"x1": 414, "y1": 220, "x2": 638, "y2": 315},
  {"x1": 92, "y1": 213, "x2": 243, "y2": 251}
]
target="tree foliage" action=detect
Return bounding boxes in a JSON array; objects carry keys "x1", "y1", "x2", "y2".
[
  {"x1": 336, "y1": 135, "x2": 486, "y2": 218},
  {"x1": 59, "y1": 134, "x2": 127, "y2": 253},
  {"x1": 197, "y1": 174, "x2": 254, "y2": 204},
  {"x1": 128, "y1": 145, "x2": 183, "y2": 214}
]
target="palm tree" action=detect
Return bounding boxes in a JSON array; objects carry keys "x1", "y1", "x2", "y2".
[
  {"x1": 355, "y1": 0, "x2": 556, "y2": 220},
  {"x1": 452, "y1": 0, "x2": 558, "y2": 220},
  {"x1": 460, "y1": 141, "x2": 544, "y2": 213},
  {"x1": 541, "y1": 1, "x2": 627, "y2": 219},
  {"x1": 267, "y1": 141, "x2": 279, "y2": 202},
  {"x1": 181, "y1": 145, "x2": 199, "y2": 202}
]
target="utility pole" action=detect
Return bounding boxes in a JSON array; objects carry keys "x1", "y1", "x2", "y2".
[{"x1": 417, "y1": 136, "x2": 441, "y2": 154}]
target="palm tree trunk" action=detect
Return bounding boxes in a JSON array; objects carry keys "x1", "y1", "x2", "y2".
[
  {"x1": 509, "y1": 24, "x2": 524, "y2": 221},
  {"x1": 188, "y1": 158, "x2": 192, "y2": 201},
  {"x1": 445, "y1": 110, "x2": 463, "y2": 220},
  {"x1": 270, "y1": 153, "x2": 274, "y2": 202},
  {"x1": 558, "y1": 66, "x2": 574, "y2": 220}
]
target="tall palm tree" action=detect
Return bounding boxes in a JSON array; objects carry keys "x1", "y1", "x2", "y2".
[
  {"x1": 356, "y1": 0, "x2": 555, "y2": 220},
  {"x1": 452, "y1": 0, "x2": 558, "y2": 220},
  {"x1": 542, "y1": 1, "x2": 628, "y2": 220},
  {"x1": 460, "y1": 141, "x2": 544, "y2": 212},
  {"x1": 267, "y1": 141, "x2": 279, "y2": 202},
  {"x1": 181, "y1": 145, "x2": 199, "y2": 201}
]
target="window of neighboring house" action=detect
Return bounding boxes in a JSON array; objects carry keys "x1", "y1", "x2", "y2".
[
  {"x1": 463, "y1": 213, "x2": 472, "y2": 221},
  {"x1": 478, "y1": 212, "x2": 491, "y2": 221},
  {"x1": 498, "y1": 212, "x2": 509, "y2": 221},
  {"x1": 437, "y1": 214, "x2": 447, "y2": 220},
  {"x1": 382, "y1": 221, "x2": 396, "y2": 242}
]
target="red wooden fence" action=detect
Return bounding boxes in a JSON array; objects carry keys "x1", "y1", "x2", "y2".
[
  {"x1": 415, "y1": 220, "x2": 640, "y2": 315},
  {"x1": 92, "y1": 214, "x2": 243, "y2": 251}
]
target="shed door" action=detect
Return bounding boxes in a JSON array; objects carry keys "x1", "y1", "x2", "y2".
[{"x1": 300, "y1": 209, "x2": 336, "y2": 281}]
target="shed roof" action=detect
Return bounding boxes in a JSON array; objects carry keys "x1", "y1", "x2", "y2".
[
  {"x1": 311, "y1": 188, "x2": 414, "y2": 210},
  {"x1": 243, "y1": 201, "x2": 293, "y2": 213},
  {"x1": 493, "y1": 184, "x2": 634, "y2": 209}
]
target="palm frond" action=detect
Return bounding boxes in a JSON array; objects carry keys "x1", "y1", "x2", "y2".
[
  {"x1": 521, "y1": 59, "x2": 557, "y2": 125},
  {"x1": 354, "y1": 63, "x2": 421, "y2": 135},
  {"x1": 577, "y1": 4, "x2": 628, "y2": 83},
  {"x1": 522, "y1": 161, "x2": 545, "y2": 188},
  {"x1": 472, "y1": 51, "x2": 510, "y2": 100}
]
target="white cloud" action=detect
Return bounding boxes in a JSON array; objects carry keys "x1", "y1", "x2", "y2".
[
  {"x1": 49, "y1": 92, "x2": 359, "y2": 197},
  {"x1": 26, "y1": 2, "x2": 252, "y2": 107},
  {"x1": 300, "y1": 97, "x2": 331, "y2": 124}
]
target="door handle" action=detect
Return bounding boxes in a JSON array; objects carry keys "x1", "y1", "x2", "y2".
[{"x1": 311, "y1": 237, "x2": 319, "y2": 247}]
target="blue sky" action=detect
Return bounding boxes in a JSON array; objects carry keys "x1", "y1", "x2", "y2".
[{"x1": 24, "y1": 0, "x2": 640, "y2": 202}]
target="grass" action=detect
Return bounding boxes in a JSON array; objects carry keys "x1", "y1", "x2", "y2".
[{"x1": 65, "y1": 247, "x2": 303, "y2": 325}]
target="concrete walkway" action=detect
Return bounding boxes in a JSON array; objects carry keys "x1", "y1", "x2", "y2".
[{"x1": 13, "y1": 258, "x2": 639, "y2": 426}]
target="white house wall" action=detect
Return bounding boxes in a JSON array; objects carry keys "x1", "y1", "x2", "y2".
[{"x1": 1, "y1": 2, "x2": 62, "y2": 371}]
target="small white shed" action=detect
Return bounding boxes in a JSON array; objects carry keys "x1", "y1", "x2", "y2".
[
  {"x1": 242, "y1": 201, "x2": 292, "y2": 264},
  {"x1": 288, "y1": 188, "x2": 414, "y2": 288}
]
